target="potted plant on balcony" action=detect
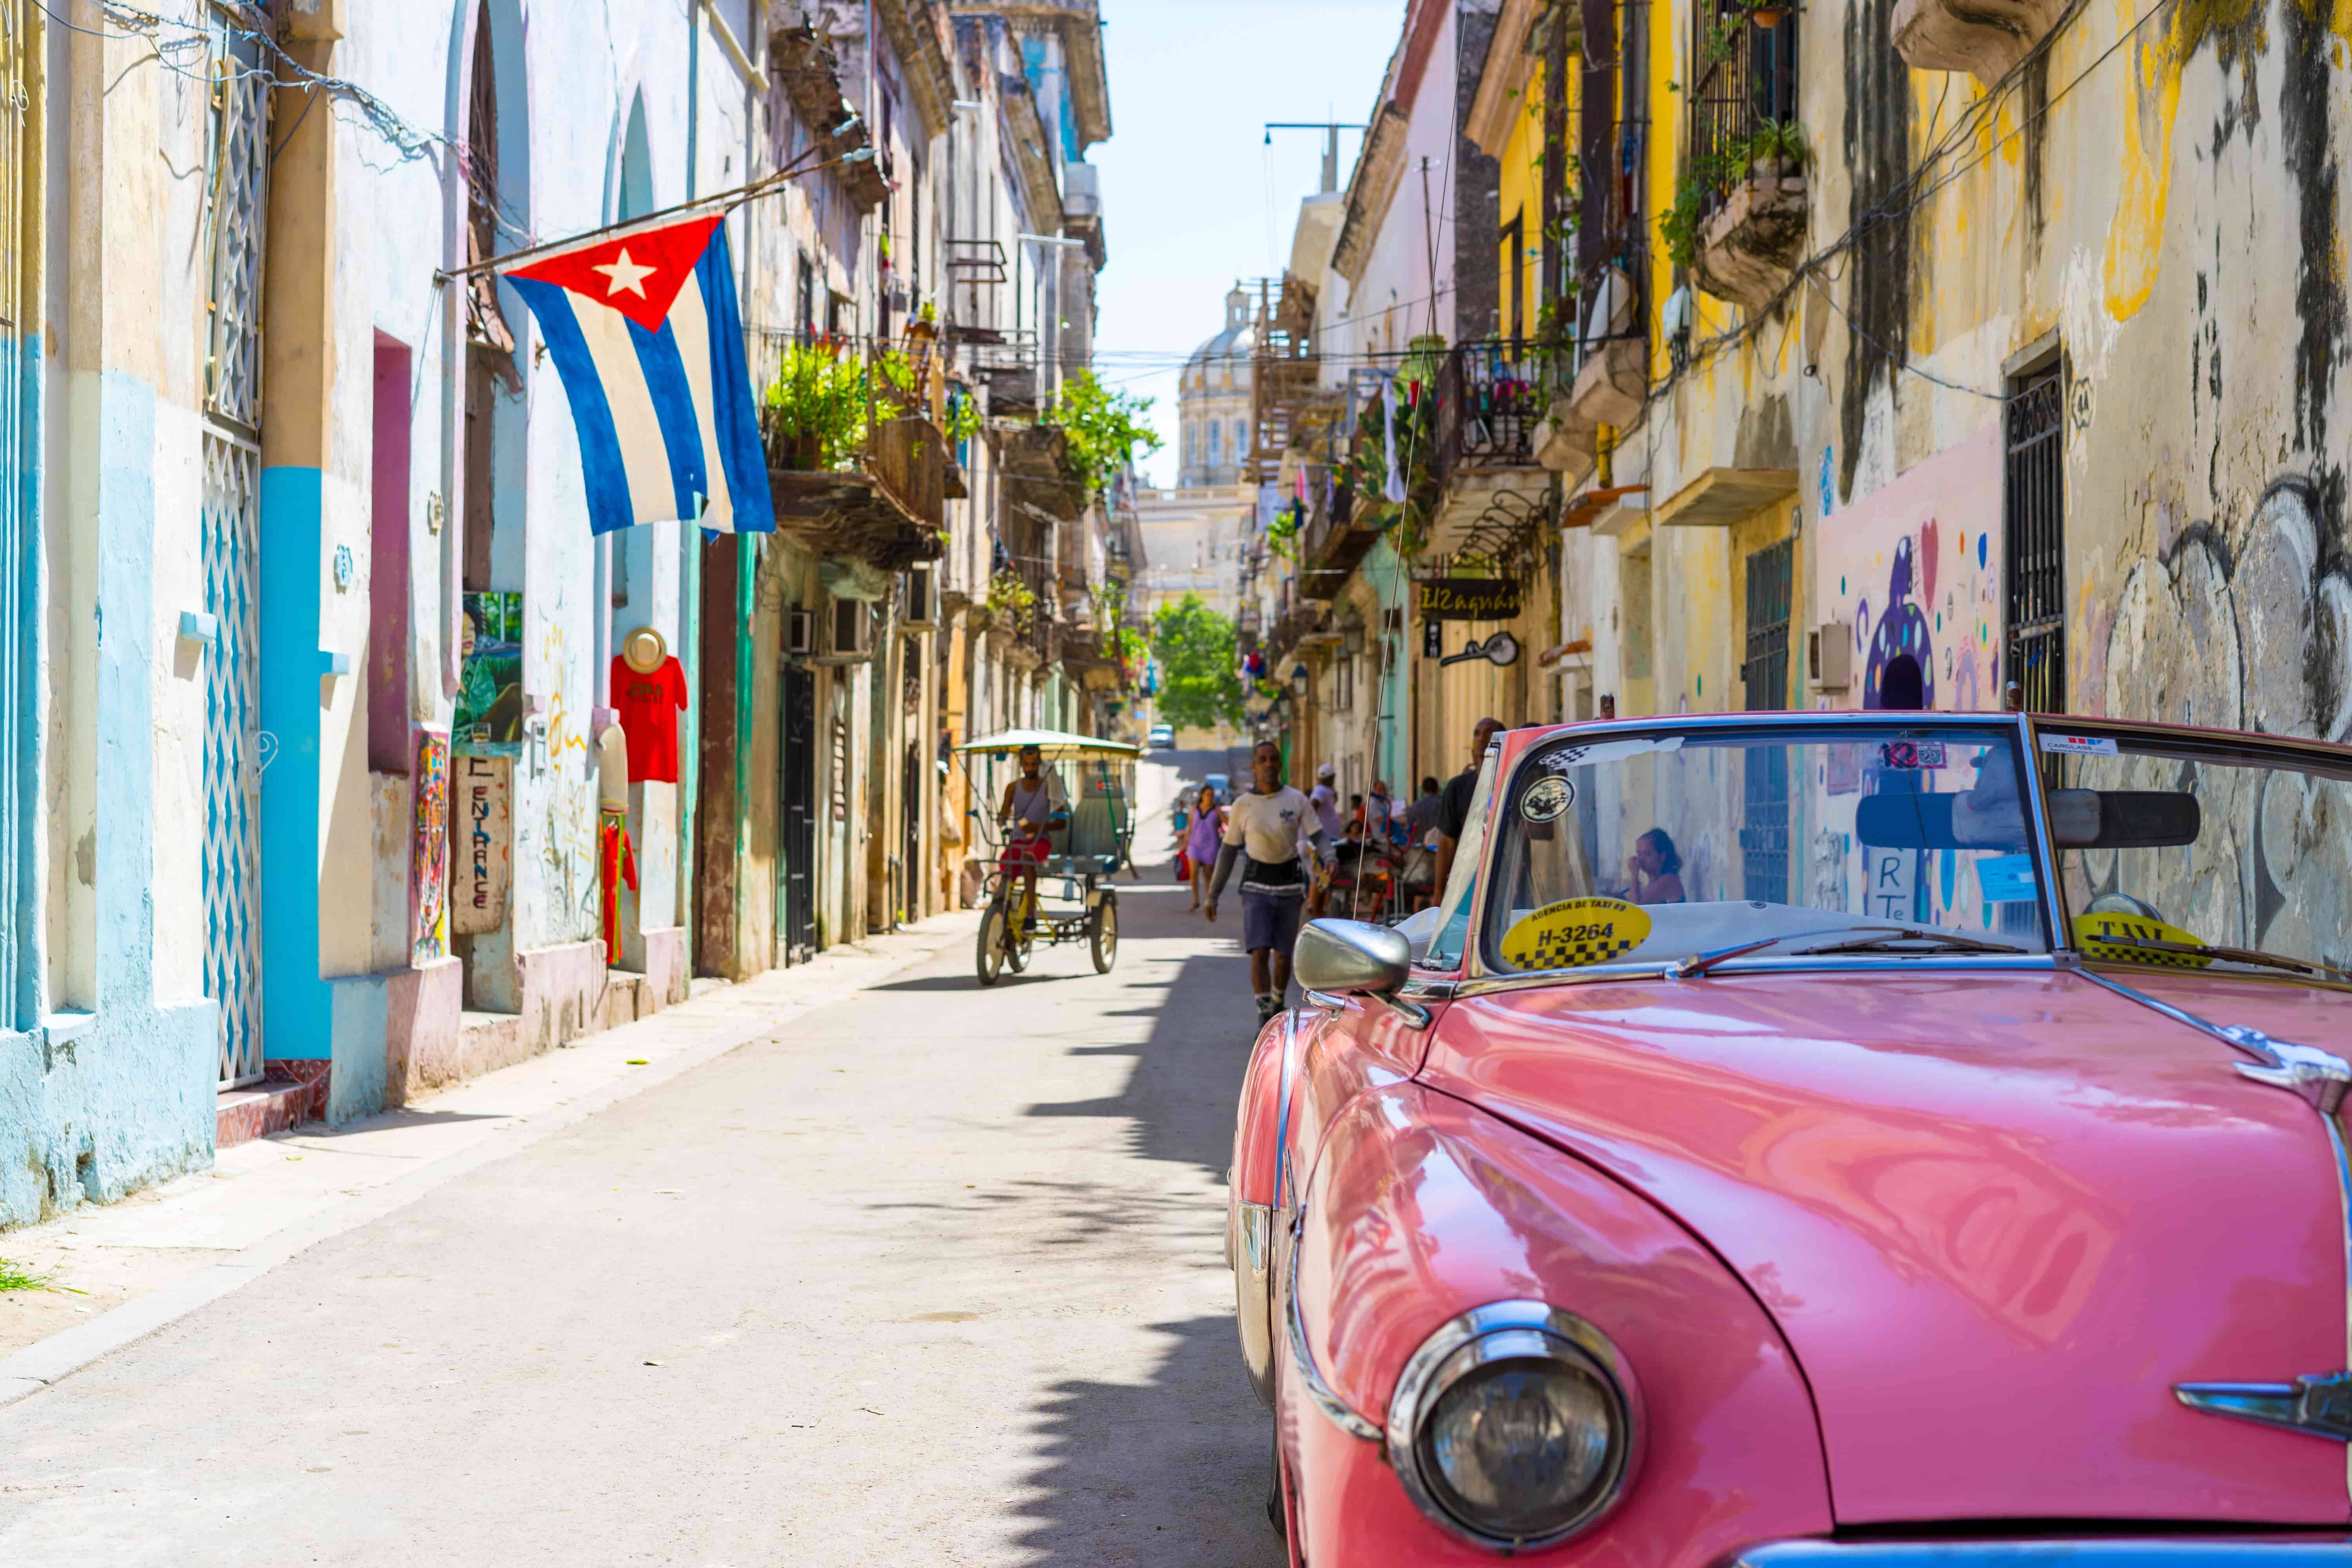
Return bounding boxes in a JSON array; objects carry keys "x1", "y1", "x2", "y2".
[
  {"x1": 762, "y1": 341, "x2": 868, "y2": 472},
  {"x1": 1748, "y1": 119, "x2": 1808, "y2": 182}
]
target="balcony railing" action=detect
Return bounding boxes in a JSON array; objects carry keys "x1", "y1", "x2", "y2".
[
  {"x1": 1434, "y1": 343, "x2": 1544, "y2": 481},
  {"x1": 1688, "y1": 3, "x2": 1800, "y2": 230}
]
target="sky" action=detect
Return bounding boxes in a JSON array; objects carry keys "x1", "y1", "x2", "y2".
[{"x1": 1090, "y1": 0, "x2": 1406, "y2": 488}]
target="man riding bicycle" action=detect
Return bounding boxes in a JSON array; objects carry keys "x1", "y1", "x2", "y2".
[{"x1": 996, "y1": 743, "x2": 1070, "y2": 933}]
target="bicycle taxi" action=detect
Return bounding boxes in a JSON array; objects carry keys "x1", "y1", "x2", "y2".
[{"x1": 955, "y1": 728, "x2": 1138, "y2": 985}]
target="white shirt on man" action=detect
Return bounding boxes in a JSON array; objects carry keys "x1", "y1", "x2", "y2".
[{"x1": 1223, "y1": 786, "x2": 1315, "y2": 865}]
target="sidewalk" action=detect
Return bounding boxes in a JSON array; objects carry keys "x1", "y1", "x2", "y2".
[{"x1": 0, "y1": 912, "x2": 977, "y2": 1406}]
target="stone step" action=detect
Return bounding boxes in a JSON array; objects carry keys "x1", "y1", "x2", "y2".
[{"x1": 215, "y1": 1074, "x2": 324, "y2": 1150}]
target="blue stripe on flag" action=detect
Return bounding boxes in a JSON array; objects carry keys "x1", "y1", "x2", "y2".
[
  {"x1": 696, "y1": 227, "x2": 775, "y2": 534},
  {"x1": 507, "y1": 278, "x2": 634, "y2": 536},
  {"x1": 628, "y1": 320, "x2": 708, "y2": 525}
]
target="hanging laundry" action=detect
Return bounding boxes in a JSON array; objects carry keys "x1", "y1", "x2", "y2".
[
  {"x1": 1381, "y1": 376, "x2": 1408, "y2": 505},
  {"x1": 599, "y1": 808, "x2": 638, "y2": 959}
]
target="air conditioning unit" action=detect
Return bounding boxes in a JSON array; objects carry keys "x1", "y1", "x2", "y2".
[
  {"x1": 903, "y1": 562, "x2": 936, "y2": 628},
  {"x1": 826, "y1": 597, "x2": 876, "y2": 662},
  {"x1": 786, "y1": 608, "x2": 816, "y2": 658},
  {"x1": 1807, "y1": 624, "x2": 1853, "y2": 691}
]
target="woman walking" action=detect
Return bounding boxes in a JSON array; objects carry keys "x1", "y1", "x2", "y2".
[{"x1": 1184, "y1": 784, "x2": 1224, "y2": 910}]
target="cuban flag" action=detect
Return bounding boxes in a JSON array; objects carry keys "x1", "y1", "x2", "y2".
[{"x1": 501, "y1": 211, "x2": 774, "y2": 536}]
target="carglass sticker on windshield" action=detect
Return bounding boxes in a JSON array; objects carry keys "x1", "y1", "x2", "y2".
[
  {"x1": 1530, "y1": 733, "x2": 1684, "y2": 773},
  {"x1": 1499, "y1": 897, "x2": 1651, "y2": 970},
  {"x1": 1520, "y1": 775, "x2": 1575, "y2": 822},
  {"x1": 1976, "y1": 853, "x2": 2036, "y2": 904},
  {"x1": 2040, "y1": 733, "x2": 2120, "y2": 757},
  {"x1": 2071, "y1": 912, "x2": 2211, "y2": 967},
  {"x1": 1879, "y1": 740, "x2": 1947, "y2": 769}
]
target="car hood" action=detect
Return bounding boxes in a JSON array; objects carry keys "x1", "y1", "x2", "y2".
[{"x1": 1418, "y1": 969, "x2": 2352, "y2": 1526}]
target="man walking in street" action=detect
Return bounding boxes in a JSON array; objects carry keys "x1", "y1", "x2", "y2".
[
  {"x1": 1207, "y1": 739, "x2": 1328, "y2": 1025},
  {"x1": 1434, "y1": 717, "x2": 1504, "y2": 894}
]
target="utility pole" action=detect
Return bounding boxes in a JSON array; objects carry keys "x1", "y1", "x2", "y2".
[
  {"x1": 1419, "y1": 156, "x2": 1439, "y2": 339},
  {"x1": 1262, "y1": 122, "x2": 1367, "y2": 196}
]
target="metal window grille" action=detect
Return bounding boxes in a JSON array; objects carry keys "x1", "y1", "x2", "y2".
[
  {"x1": 202, "y1": 433, "x2": 265, "y2": 1085},
  {"x1": 1740, "y1": 538, "x2": 1794, "y2": 903},
  {"x1": 201, "y1": 7, "x2": 269, "y2": 1085},
  {"x1": 2005, "y1": 367, "x2": 2065, "y2": 716},
  {"x1": 201, "y1": 10, "x2": 268, "y2": 434},
  {"x1": 1687, "y1": 0, "x2": 1798, "y2": 227}
]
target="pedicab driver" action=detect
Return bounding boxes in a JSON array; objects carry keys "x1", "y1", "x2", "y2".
[
  {"x1": 1206, "y1": 740, "x2": 1330, "y2": 1025},
  {"x1": 997, "y1": 744, "x2": 1070, "y2": 933}
]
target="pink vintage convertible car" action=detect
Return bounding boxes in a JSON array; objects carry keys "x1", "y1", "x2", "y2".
[{"x1": 1231, "y1": 711, "x2": 2352, "y2": 1564}]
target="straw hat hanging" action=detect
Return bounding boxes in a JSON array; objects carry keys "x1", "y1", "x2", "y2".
[{"x1": 621, "y1": 626, "x2": 668, "y2": 674}]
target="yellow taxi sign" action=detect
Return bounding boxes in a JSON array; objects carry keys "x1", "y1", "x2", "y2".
[
  {"x1": 2071, "y1": 911, "x2": 2213, "y2": 968},
  {"x1": 1500, "y1": 897, "x2": 1653, "y2": 971}
]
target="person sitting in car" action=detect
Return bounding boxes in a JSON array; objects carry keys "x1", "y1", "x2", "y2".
[{"x1": 1625, "y1": 828, "x2": 1686, "y2": 905}]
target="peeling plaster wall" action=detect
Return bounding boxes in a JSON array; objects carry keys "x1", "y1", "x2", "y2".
[{"x1": 1598, "y1": 0, "x2": 2352, "y2": 741}]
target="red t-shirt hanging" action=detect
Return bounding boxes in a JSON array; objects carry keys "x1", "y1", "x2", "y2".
[{"x1": 610, "y1": 655, "x2": 689, "y2": 783}]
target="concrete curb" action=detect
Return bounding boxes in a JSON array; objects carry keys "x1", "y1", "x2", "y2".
[{"x1": 0, "y1": 914, "x2": 976, "y2": 1409}]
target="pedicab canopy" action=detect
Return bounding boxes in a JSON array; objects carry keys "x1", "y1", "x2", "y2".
[{"x1": 955, "y1": 728, "x2": 1142, "y2": 760}]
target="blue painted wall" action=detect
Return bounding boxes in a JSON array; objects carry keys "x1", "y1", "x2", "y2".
[
  {"x1": 259, "y1": 465, "x2": 330, "y2": 1063},
  {"x1": 0, "y1": 371, "x2": 215, "y2": 1229}
]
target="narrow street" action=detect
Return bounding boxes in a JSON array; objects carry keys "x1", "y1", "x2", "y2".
[{"x1": 0, "y1": 759, "x2": 1281, "y2": 1568}]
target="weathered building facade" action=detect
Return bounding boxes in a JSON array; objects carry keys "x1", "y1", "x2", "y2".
[{"x1": 0, "y1": 0, "x2": 1122, "y2": 1233}]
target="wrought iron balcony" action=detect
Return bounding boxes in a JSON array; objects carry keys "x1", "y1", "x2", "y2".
[
  {"x1": 1685, "y1": 2, "x2": 1807, "y2": 311},
  {"x1": 1434, "y1": 343, "x2": 1544, "y2": 481},
  {"x1": 767, "y1": 416, "x2": 949, "y2": 572}
]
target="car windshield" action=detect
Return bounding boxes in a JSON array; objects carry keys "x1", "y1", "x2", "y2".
[
  {"x1": 2043, "y1": 728, "x2": 2352, "y2": 981},
  {"x1": 1481, "y1": 722, "x2": 2052, "y2": 974}
]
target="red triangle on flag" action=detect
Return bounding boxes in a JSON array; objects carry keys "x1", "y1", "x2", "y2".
[{"x1": 503, "y1": 212, "x2": 724, "y2": 334}]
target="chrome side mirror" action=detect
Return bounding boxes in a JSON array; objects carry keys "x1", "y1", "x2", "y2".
[{"x1": 1296, "y1": 919, "x2": 1411, "y2": 996}]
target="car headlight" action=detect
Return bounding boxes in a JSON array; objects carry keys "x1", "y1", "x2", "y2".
[{"x1": 1386, "y1": 1302, "x2": 1639, "y2": 1550}]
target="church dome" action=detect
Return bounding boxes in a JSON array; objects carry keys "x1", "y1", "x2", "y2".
[{"x1": 1185, "y1": 285, "x2": 1256, "y2": 375}]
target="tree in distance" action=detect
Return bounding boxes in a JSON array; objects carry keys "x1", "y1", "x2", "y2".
[{"x1": 1150, "y1": 593, "x2": 1246, "y2": 733}]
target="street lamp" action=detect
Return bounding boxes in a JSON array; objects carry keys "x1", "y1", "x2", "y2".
[{"x1": 1290, "y1": 661, "x2": 1311, "y2": 695}]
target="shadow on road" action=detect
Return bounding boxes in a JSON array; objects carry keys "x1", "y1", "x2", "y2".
[
  {"x1": 1022, "y1": 951, "x2": 1257, "y2": 1177},
  {"x1": 1010, "y1": 1312, "x2": 1284, "y2": 1567}
]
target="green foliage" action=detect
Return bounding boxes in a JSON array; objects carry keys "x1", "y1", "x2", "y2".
[
  {"x1": 1659, "y1": 120, "x2": 1808, "y2": 270},
  {"x1": 760, "y1": 342, "x2": 923, "y2": 471},
  {"x1": 0, "y1": 1258, "x2": 80, "y2": 1294},
  {"x1": 1044, "y1": 369, "x2": 1162, "y2": 500},
  {"x1": 1265, "y1": 500, "x2": 1303, "y2": 561},
  {"x1": 1149, "y1": 593, "x2": 1246, "y2": 732},
  {"x1": 944, "y1": 385, "x2": 982, "y2": 446},
  {"x1": 987, "y1": 569, "x2": 1038, "y2": 635}
]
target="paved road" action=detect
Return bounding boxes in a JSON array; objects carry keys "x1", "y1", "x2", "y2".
[{"x1": 0, "y1": 752, "x2": 1284, "y2": 1567}]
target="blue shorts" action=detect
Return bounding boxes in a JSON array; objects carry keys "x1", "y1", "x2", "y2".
[{"x1": 1240, "y1": 891, "x2": 1304, "y2": 956}]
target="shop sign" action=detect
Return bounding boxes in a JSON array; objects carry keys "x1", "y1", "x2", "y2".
[{"x1": 1419, "y1": 578, "x2": 1521, "y2": 621}]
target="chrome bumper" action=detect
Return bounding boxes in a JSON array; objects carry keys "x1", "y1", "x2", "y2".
[{"x1": 1737, "y1": 1542, "x2": 2352, "y2": 1568}]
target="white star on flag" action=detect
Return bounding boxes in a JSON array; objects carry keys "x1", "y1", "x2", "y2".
[{"x1": 592, "y1": 248, "x2": 657, "y2": 298}]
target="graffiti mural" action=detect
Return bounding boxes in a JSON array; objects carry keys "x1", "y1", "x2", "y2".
[
  {"x1": 1817, "y1": 423, "x2": 2004, "y2": 711},
  {"x1": 412, "y1": 727, "x2": 450, "y2": 965},
  {"x1": 455, "y1": 590, "x2": 524, "y2": 745},
  {"x1": 2099, "y1": 477, "x2": 2352, "y2": 742}
]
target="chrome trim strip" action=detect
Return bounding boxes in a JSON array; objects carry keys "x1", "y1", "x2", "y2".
[
  {"x1": 1450, "y1": 954, "x2": 2065, "y2": 1002},
  {"x1": 1733, "y1": 1541, "x2": 2352, "y2": 1568},
  {"x1": 1238, "y1": 1202, "x2": 1272, "y2": 1280},
  {"x1": 2018, "y1": 713, "x2": 2073, "y2": 949},
  {"x1": 1383, "y1": 1300, "x2": 1642, "y2": 1555},
  {"x1": 1272, "y1": 1009, "x2": 1299, "y2": 1211},
  {"x1": 1283, "y1": 1206, "x2": 1383, "y2": 1445},
  {"x1": 2176, "y1": 1371, "x2": 2352, "y2": 1442}
]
